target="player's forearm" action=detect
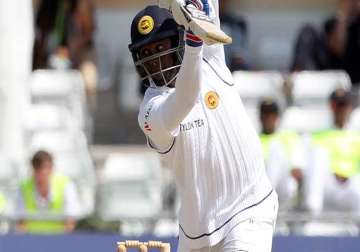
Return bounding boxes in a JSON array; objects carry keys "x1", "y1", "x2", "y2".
[{"x1": 161, "y1": 45, "x2": 203, "y2": 131}]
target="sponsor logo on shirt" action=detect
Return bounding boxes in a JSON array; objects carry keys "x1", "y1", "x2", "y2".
[
  {"x1": 180, "y1": 119, "x2": 204, "y2": 132},
  {"x1": 144, "y1": 104, "x2": 153, "y2": 121},
  {"x1": 205, "y1": 91, "x2": 220, "y2": 109},
  {"x1": 144, "y1": 104, "x2": 153, "y2": 131}
]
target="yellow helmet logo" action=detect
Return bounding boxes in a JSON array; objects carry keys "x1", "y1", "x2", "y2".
[
  {"x1": 138, "y1": 15, "x2": 155, "y2": 35},
  {"x1": 205, "y1": 91, "x2": 220, "y2": 109}
]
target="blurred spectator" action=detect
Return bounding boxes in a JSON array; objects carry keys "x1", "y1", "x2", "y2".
[
  {"x1": 329, "y1": 87, "x2": 354, "y2": 129},
  {"x1": 219, "y1": 0, "x2": 252, "y2": 71},
  {"x1": 305, "y1": 88, "x2": 360, "y2": 215},
  {"x1": 290, "y1": 25, "x2": 321, "y2": 71},
  {"x1": 258, "y1": 98, "x2": 306, "y2": 210},
  {"x1": 330, "y1": 0, "x2": 360, "y2": 86},
  {"x1": 291, "y1": 24, "x2": 343, "y2": 72},
  {"x1": 15, "y1": 150, "x2": 80, "y2": 234},
  {"x1": 291, "y1": 0, "x2": 360, "y2": 88},
  {"x1": 32, "y1": 0, "x2": 97, "y2": 107}
]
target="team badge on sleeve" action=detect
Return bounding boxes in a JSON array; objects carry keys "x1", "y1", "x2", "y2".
[
  {"x1": 205, "y1": 91, "x2": 219, "y2": 109},
  {"x1": 144, "y1": 122, "x2": 152, "y2": 131},
  {"x1": 138, "y1": 15, "x2": 154, "y2": 35}
]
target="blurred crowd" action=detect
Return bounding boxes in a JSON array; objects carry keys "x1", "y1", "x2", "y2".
[
  {"x1": 258, "y1": 89, "x2": 360, "y2": 214},
  {"x1": 291, "y1": 0, "x2": 360, "y2": 88},
  {"x1": 0, "y1": 0, "x2": 359, "y2": 236},
  {"x1": 32, "y1": 0, "x2": 97, "y2": 109}
]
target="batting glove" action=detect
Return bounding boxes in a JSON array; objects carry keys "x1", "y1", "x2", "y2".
[
  {"x1": 159, "y1": 0, "x2": 219, "y2": 45},
  {"x1": 175, "y1": 0, "x2": 216, "y2": 46},
  {"x1": 184, "y1": 1, "x2": 208, "y2": 47}
]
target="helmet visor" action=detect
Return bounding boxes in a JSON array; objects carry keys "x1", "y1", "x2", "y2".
[{"x1": 134, "y1": 40, "x2": 184, "y2": 88}]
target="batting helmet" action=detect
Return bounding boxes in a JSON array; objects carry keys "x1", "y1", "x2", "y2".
[{"x1": 129, "y1": 5, "x2": 184, "y2": 88}]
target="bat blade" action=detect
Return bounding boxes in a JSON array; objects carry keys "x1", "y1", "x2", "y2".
[{"x1": 190, "y1": 18, "x2": 232, "y2": 45}]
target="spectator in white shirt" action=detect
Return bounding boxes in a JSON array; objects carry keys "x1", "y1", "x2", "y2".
[{"x1": 259, "y1": 98, "x2": 307, "y2": 210}]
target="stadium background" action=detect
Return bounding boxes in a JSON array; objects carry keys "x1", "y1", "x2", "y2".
[{"x1": 0, "y1": 0, "x2": 359, "y2": 251}]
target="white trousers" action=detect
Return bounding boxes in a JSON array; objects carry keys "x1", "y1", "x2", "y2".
[{"x1": 177, "y1": 191, "x2": 278, "y2": 252}]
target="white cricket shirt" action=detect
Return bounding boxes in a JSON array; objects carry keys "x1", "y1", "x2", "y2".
[{"x1": 139, "y1": 50, "x2": 272, "y2": 249}]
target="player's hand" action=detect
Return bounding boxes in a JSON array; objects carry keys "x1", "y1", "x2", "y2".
[
  {"x1": 158, "y1": 0, "x2": 204, "y2": 47},
  {"x1": 170, "y1": 0, "x2": 214, "y2": 27},
  {"x1": 186, "y1": 0, "x2": 210, "y2": 16},
  {"x1": 172, "y1": 0, "x2": 218, "y2": 45},
  {"x1": 160, "y1": 0, "x2": 230, "y2": 45}
]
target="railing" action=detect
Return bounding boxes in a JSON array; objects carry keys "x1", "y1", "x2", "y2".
[
  {"x1": 2, "y1": 210, "x2": 360, "y2": 236},
  {"x1": 277, "y1": 210, "x2": 360, "y2": 236}
]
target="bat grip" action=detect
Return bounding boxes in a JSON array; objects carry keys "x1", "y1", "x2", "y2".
[{"x1": 201, "y1": 0, "x2": 210, "y2": 15}]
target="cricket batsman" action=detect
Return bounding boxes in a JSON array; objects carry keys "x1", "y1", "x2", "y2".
[{"x1": 128, "y1": 0, "x2": 278, "y2": 251}]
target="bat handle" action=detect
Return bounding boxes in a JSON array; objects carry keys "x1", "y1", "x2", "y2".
[{"x1": 201, "y1": 0, "x2": 210, "y2": 15}]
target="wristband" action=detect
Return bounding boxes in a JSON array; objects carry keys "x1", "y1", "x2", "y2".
[{"x1": 185, "y1": 30, "x2": 203, "y2": 47}]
